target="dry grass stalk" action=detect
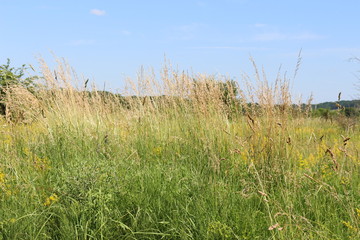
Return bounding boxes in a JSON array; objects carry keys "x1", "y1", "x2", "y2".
[
  {"x1": 325, "y1": 148, "x2": 339, "y2": 171},
  {"x1": 2, "y1": 86, "x2": 41, "y2": 124}
]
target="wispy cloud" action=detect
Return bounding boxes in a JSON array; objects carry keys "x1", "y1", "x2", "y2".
[
  {"x1": 254, "y1": 32, "x2": 325, "y2": 41},
  {"x1": 90, "y1": 9, "x2": 106, "y2": 16}
]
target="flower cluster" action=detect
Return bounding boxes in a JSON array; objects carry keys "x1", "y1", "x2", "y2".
[{"x1": 44, "y1": 193, "x2": 59, "y2": 206}]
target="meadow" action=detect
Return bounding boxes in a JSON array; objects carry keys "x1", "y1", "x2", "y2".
[{"x1": 0, "y1": 59, "x2": 359, "y2": 239}]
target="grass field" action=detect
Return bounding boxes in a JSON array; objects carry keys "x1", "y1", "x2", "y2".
[{"x1": 0, "y1": 59, "x2": 359, "y2": 239}]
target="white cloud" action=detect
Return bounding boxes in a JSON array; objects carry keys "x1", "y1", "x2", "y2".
[{"x1": 90, "y1": 9, "x2": 106, "y2": 16}]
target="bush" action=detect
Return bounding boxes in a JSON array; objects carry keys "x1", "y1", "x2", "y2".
[
  {"x1": 343, "y1": 107, "x2": 360, "y2": 117},
  {"x1": 312, "y1": 108, "x2": 332, "y2": 120},
  {"x1": 0, "y1": 58, "x2": 39, "y2": 122}
]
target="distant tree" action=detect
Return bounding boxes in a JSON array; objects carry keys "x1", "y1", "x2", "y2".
[
  {"x1": 219, "y1": 79, "x2": 238, "y2": 106},
  {"x1": 312, "y1": 108, "x2": 330, "y2": 120},
  {"x1": 191, "y1": 78, "x2": 240, "y2": 119}
]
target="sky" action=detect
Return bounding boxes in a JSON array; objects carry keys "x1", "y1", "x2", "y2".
[{"x1": 1, "y1": 0, "x2": 360, "y2": 103}]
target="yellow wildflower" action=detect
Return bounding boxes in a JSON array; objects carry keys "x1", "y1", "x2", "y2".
[
  {"x1": 340, "y1": 177, "x2": 350, "y2": 186},
  {"x1": 23, "y1": 147, "x2": 31, "y2": 156},
  {"x1": 24, "y1": 148, "x2": 49, "y2": 171},
  {"x1": 0, "y1": 172, "x2": 5, "y2": 184},
  {"x1": 320, "y1": 164, "x2": 334, "y2": 180},
  {"x1": 342, "y1": 221, "x2": 358, "y2": 232},
  {"x1": 33, "y1": 155, "x2": 49, "y2": 171},
  {"x1": 152, "y1": 146, "x2": 162, "y2": 156},
  {"x1": 240, "y1": 150, "x2": 249, "y2": 164},
  {"x1": 2, "y1": 135, "x2": 12, "y2": 145},
  {"x1": 298, "y1": 152, "x2": 306, "y2": 168},
  {"x1": 0, "y1": 172, "x2": 7, "y2": 191},
  {"x1": 44, "y1": 193, "x2": 59, "y2": 206}
]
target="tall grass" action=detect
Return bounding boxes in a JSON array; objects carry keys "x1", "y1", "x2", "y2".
[{"x1": 0, "y1": 57, "x2": 359, "y2": 239}]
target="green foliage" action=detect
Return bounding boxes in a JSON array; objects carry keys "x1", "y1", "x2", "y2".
[
  {"x1": 192, "y1": 78, "x2": 240, "y2": 119},
  {"x1": 312, "y1": 106, "x2": 358, "y2": 131},
  {"x1": 312, "y1": 108, "x2": 332, "y2": 119},
  {"x1": 207, "y1": 221, "x2": 234, "y2": 239},
  {"x1": 312, "y1": 106, "x2": 360, "y2": 121},
  {"x1": 218, "y1": 79, "x2": 238, "y2": 105},
  {"x1": 0, "y1": 58, "x2": 359, "y2": 239},
  {"x1": 1, "y1": 110, "x2": 359, "y2": 239},
  {"x1": 192, "y1": 78, "x2": 239, "y2": 104},
  {"x1": 342, "y1": 107, "x2": 360, "y2": 117},
  {"x1": 313, "y1": 100, "x2": 360, "y2": 110},
  {"x1": 0, "y1": 58, "x2": 38, "y2": 92},
  {"x1": 0, "y1": 59, "x2": 39, "y2": 116}
]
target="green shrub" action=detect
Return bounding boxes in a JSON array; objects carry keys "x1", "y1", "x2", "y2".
[{"x1": 0, "y1": 59, "x2": 39, "y2": 120}]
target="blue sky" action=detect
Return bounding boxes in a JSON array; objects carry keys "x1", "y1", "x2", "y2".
[{"x1": 1, "y1": 0, "x2": 360, "y2": 103}]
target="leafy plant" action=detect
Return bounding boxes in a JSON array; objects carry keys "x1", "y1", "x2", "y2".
[
  {"x1": 0, "y1": 58, "x2": 40, "y2": 119},
  {"x1": 0, "y1": 58, "x2": 38, "y2": 91}
]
